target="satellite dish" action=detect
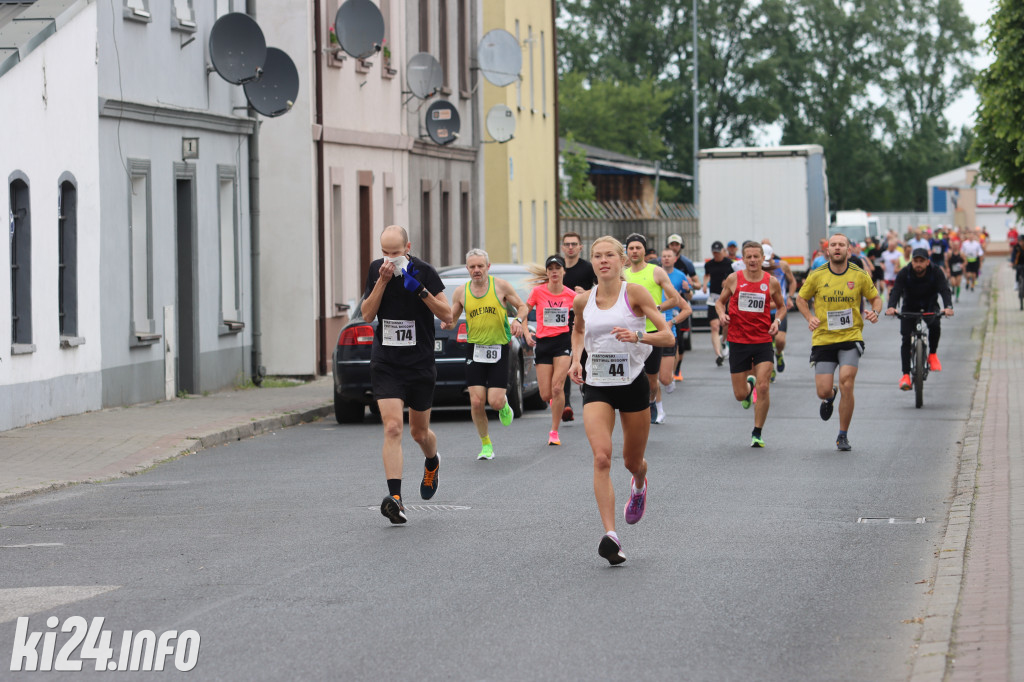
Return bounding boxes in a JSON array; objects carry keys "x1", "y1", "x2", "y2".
[
  {"x1": 209, "y1": 12, "x2": 267, "y2": 84},
  {"x1": 243, "y1": 48, "x2": 299, "y2": 117},
  {"x1": 477, "y1": 29, "x2": 521, "y2": 87},
  {"x1": 485, "y1": 104, "x2": 515, "y2": 143},
  {"x1": 407, "y1": 52, "x2": 443, "y2": 99},
  {"x1": 425, "y1": 101, "x2": 460, "y2": 146},
  {"x1": 334, "y1": 0, "x2": 385, "y2": 59}
]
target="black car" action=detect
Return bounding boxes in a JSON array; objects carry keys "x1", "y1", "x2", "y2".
[
  {"x1": 332, "y1": 264, "x2": 544, "y2": 423},
  {"x1": 688, "y1": 262, "x2": 710, "y2": 331}
]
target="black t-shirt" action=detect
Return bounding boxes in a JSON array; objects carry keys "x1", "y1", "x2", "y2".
[
  {"x1": 704, "y1": 258, "x2": 735, "y2": 295},
  {"x1": 562, "y1": 258, "x2": 596, "y2": 291},
  {"x1": 362, "y1": 256, "x2": 445, "y2": 367},
  {"x1": 890, "y1": 264, "x2": 952, "y2": 313}
]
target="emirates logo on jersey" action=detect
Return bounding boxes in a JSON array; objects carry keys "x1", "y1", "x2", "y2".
[{"x1": 847, "y1": 281, "x2": 855, "y2": 290}]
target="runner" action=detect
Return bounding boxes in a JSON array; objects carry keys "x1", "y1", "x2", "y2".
[
  {"x1": 525, "y1": 255, "x2": 577, "y2": 445},
  {"x1": 443, "y1": 249, "x2": 529, "y2": 460},
  {"x1": 560, "y1": 231, "x2": 596, "y2": 423},
  {"x1": 795, "y1": 233, "x2": 882, "y2": 451},
  {"x1": 361, "y1": 225, "x2": 452, "y2": 524},
  {"x1": 945, "y1": 241, "x2": 966, "y2": 302},
  {"x1": 761, "y1": 240, "x2": 797, "y2": 376},
  {"x1": 929, "y1": 229, "x2": 950, "y2": 273},
  {"x1": 666, "y1": 233, "x2": 701, "y2": 290},
  {"x1": 568, "y1": 236, "x2": 675, "y2": 565},
  {"x1": 880, "y1": 238, "x2": 903, "y2": 296},
  {"x1": 961, "y1": 230, "x2": 984, "y2": 291},
  {"x1": 703, "y1": 241, "x2": 736, "y2": 366},
  {"x1": 622, "y1": 233, "x2": 683, "y2": 424},
  {"x1": 715, "y1": 241, "x2": 786, "y2": 447},
  {"x1": 726, "y1": 241, "x2": 740, "y2": 261},
  {"x1": 885, "y1": 248, "x2": 954, "y2": 389},
  {"x1": 658, "y1": 247, "x2": 693, "y2": 390}
]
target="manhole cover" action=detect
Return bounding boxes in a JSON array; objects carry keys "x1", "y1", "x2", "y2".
[
  {"x1": 367, "y1": 504, "x2": 470, "y2": 512},
  {"x1": 857, "y1": 517, "x2": 927, "y2": 524}
]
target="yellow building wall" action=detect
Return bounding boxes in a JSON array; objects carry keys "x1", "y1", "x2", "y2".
[{"x1": 482, "y1": 0, "x2": 557, "y2": 266}]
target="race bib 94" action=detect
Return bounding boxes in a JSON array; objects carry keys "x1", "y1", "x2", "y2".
[{"x1": 826, "y1": 309, "x2": 854, "y2": 330}]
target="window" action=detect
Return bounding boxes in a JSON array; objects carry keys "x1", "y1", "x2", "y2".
[
  {"x1": 460, "y1": 184, "x2": 470, "y2": 255},
  {"x1": 528, "y1": 26, "x2": 535, "y2": 113},
  {"x1": 541, "y1": 31, "x2": 547, "y2": 115},
  {"x1": 124, "y1": 0, "x2": 151, "y2": 21},
  {"x1": 419, "y1": 0, "x2": 430, "y2": 53},
  {"x1": 9, "y1": 175, "x2": 32, "y2": 351},
  {"x1": 128, "y1": 160, "x2": 155, "y2": 341},
  {"x1": 514, "y1": 20, "x2": 521, "y2": 110},
  {"x1": 58, "y1": 176, "x2": 79, "y2": 340},
  {"x1": 421, "y1": 182, "x2": 432, "y2": 263},
  {"x1": 172, "y1": 0, "x2": 196, "y2": 30},
  {"x1": 440, "y1": 185, "x2": 451, "y2": 266},
  {"x1": 438, "y1": 0, "x2": 449, "y2": 89},
  {"x1": 457, "y1": 0, "x2": 469, "y2": 96},
  {"x1": 218, "y1": 168, "x2": 241, "y2": 327}
]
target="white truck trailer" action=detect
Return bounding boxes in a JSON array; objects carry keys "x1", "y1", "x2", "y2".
[{"x1": 697, "y1": 144, "x2": 829, "y2": 274}]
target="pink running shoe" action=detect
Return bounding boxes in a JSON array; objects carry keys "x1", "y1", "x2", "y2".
[{"x1": 623, "y1": 477, "x2": 647, "y2": 524}]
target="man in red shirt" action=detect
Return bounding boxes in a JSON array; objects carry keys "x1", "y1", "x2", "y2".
[{"x1": 714, "y1": 241, "x2": 787, "y2": 447}]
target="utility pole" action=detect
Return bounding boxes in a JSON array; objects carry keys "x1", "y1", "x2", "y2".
[{"x1": 692, "y1": 0, "x2": 699, "y2": 213}]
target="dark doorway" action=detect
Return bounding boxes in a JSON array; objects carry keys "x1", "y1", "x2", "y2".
[
  {"x1": 359, "y1": 183, "x2": 373, "y2": 285},
  {"x1": 175, "y1": 178, "x2": 198, "y2": 394}
]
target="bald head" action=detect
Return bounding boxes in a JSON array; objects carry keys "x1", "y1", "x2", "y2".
[{"x1": 380, "y1": 225, "x2": 411, "y2": 258}]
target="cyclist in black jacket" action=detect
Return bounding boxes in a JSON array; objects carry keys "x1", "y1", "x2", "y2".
[
  {"x1": 885, "y1": 248, "x2": 955, "y2": 390},
  {"x1": 1012, "y1": 233, "x2": 1024, "y2": 289}
]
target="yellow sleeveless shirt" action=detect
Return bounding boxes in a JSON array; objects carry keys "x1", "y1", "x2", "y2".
[{"x1": 464, "y1": 276, "x2": 511, "y2": 345}]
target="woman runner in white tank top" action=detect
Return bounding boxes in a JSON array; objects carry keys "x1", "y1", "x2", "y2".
[{"x1": 568, "y1": 236, "x2": 675, "y2": 565}]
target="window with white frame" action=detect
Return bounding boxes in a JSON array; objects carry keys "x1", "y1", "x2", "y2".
[
  {"x1": 124, "y1": 0, "x2": 151, "y2": 21},
  {"x1": 218, "y1": 169, "x2": 241, "y2": 327},
  {"x1": 10, "y1": 175, "x2": 33, "y2": 350},
  {"x1": 128, "y1": 161, "x2": 155, "y2": 339},
  {"x1": 173, "y1": 0, "x2": 196, "y2": 30}
]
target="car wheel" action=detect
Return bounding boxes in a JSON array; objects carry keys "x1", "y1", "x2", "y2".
[
  {"x1": 334, "y1": 389, "x2": 365, "y2": 424},
  {"x1": 508, "y1": 358, "x2": 525, "y2": 418}
]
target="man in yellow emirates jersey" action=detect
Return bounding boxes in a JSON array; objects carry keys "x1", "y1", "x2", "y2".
[
  {"x1": 444, "y1": 249, "x2": 529, "y2": 460},
  {"x1": 796, "y1": 233, "x2": 882, "y2": 452}
]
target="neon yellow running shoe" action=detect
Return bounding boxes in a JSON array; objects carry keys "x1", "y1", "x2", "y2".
[
  {"x1": 498, "y1": 401, "x2": 514, "y2": 426},
  {"x1": 751, "y1": 435, "x2": 765, "y2": 448},
  {"x1": 477, "y1": 443, "x2": 495, "y2": 460}
]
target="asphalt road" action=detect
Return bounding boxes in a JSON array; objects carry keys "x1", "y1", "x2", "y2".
[{"x1": 0, "y1": 288, "x2": 987, "y2": 681}]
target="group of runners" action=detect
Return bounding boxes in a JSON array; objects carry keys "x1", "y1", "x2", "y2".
[{"x1": 359, "y1": 223, "x2": 961, "y2": 565}]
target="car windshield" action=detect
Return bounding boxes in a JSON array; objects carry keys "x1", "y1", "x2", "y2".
[{"x1": 440, "y1": 268, "x2": 537, "y2": 317}]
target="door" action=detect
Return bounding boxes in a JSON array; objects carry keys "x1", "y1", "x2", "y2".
[{"x1": 175, "y1": 177, "x2": 198, "y2": 395}]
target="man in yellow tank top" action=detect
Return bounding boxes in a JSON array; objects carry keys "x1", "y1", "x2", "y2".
[
  {"x1": 622, "y1": 234, "x2": 683, "y2": 424},
  {"x1": 444, "y1": 249, "x2": 529, "y2": 460}
]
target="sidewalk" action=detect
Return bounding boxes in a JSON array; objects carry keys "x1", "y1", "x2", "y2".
[
  {"x1": 909, "y1": 260, "x2": 1024, "y2": 682},
  {"x1": 0, "y1": 377, "x2": 333, "y2": 500}
]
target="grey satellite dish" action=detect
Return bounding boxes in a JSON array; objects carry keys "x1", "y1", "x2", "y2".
[
  {"x1": 209, "y1": 12, "x2": 267, "y2": 84},
  {"x1": 335, "y1": 0, "x2": 385, "y2": 59},
  {"x1": 407, "y1": 52, "x2": 443, "y2": 99},
  {"x1": 425, "y1": 101, "x2": 460, "y2": 146},
  {"x1": 485, "y1": 104, "x2": 515, "y2": 143},
  {"x1": 477, "y1": 29, "x2": 521, "y2": 87},
  {"x1": 243, "y1": 48, "x2": 299, "y2": 117}
]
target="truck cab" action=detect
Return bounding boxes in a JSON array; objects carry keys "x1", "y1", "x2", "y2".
[{"x1": 830, "y1": 210, "x2": 879, "y2": 245}]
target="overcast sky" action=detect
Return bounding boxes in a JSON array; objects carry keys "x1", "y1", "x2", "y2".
[{"x1": 944, "y1": 0, "x2": 997, "y2": 131}]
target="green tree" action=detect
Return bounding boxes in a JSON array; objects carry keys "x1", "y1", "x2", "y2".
[
  {"x1": 972, "y1": 0, "x2": 1024, "y2": 219},
  {"x1": 562, "y1": 133, "x2": 595, "y2": 201}
]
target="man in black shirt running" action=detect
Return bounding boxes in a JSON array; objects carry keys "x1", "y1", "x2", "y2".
[
  {"x1": 560, "y1": 231, "x2": 595, "y2": 422},
  {"x1": 361, "y1": 225, "x2": 452, "y2": 524}
]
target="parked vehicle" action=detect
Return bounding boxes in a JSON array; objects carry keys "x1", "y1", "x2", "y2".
[
  {"x1": 688, "y1": 262, "x2": 710, "y2": 331},
  {"x1": 332, "y1": 264, "x2": 544, "y2": 423},
  {"x1": 698, "y1": 144, "x2": 829, "y2": 276},
  {"x1": 830, "y1": 209, "x2": 880, "y2": 244}
]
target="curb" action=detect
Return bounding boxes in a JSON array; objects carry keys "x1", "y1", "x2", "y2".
[{"x1": 907, "y1": 282, "x2": 991, "y2": 682}]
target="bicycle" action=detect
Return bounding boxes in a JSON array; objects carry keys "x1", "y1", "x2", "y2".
[
  {"x1": 895, "y1": 311, "x2": 945, "y2": 408},
  {"x1": 1016, "y1": 265, "x2": 1024, "y2": 310}
]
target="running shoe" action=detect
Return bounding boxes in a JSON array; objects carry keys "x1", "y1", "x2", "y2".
[
  {"x1": 776, "y1": 350, "x2": 786, "y2": 372},
  {"x1": 664, "y1": 380, "x2": 676, "y2": 394},
  {"x1": 770, "y1": 367, "x2": 777, "y2": 384},
  {"x1": 498, "y1": 401, "x2": 514, "y2": 426},
  {"x1": 751, "y1": 435, "x2": 765, "y2": 448},
  {"x1": 623, "y1": 476, "x2": 648, "y2": 524},
  {"x1": 598, "y1": 533, "x2": 626, "y2": 565},
  {"x1": 674, "y1": 373, "x2": 683, "y2": 381},
  {"x1": 899, "y1": 374, "x2": 912, "y2": 391},
  {"x1": 420, "y1": 457, "x2": 439, "y2": 500},
  {"x1": 722, "y1": 341, "x2": 730, "y2": 358},
  {"x1": 819, "y1": 386, "x2": 838, "y2": 421},
  {"x1": 562, "y1": 405, "x2": 574, "y2": 422},
  {"x1": 715, "y1": 355, "x2": 724, "y2": 367},
  {"x1": 548, "y1": 430, "x2": 560, "y2": 446},
  {"x1": 928, "y1": 353, "x2": 942, "y2": 371},
  {"x1": 654, "y1": 410, "x2": 666, "y2": 424},
  {"x1": 741, "y1": 376, "x2": 756, "y2": 409},
  {"x1": 477, "y1": 444, "x2": 495, "y2": 460},
  {"x1": 380, "y1": 495, "x2": 407, "y2": 524},
  {"x1": 836, "y1": 434, "x2": 852, "y2": 451}
]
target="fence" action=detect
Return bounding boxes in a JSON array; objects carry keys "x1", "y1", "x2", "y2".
[{"x1": 559, "y1": 200, "x2": 700, "y2": 258}]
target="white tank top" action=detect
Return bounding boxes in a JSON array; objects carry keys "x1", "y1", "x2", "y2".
[{"x1": 583, "y1": 282, "x2": 652, "y2": 386}]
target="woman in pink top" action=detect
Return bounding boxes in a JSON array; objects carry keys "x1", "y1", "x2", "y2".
[{"x1": 526, "y1": 255, "x2": 577, "y2": 445}]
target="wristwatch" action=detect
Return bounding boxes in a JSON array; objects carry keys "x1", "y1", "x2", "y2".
[
  {"x1": 636, "y1": 330, "x2": 644, "y2": 343},
  {"x1": 417, "y1": 287, "x2": 428, "y2": 299},
  {"x1": 514, "y1": 317, "x2": 524, "y2": 324}
]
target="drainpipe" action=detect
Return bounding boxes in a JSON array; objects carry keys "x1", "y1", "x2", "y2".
[
  {"x1": 314, "y1": 0, "x2": 328, "y2": 376},
  {"x1": 247, "y1": 0, "x2": 265, "y2": 386},
  {"x1": 551, "y1": 0, "x2": 560, "y2": 242}
]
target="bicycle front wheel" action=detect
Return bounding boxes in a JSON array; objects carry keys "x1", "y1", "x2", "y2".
[{"x1": 913, "y1": 338, "x2": 926, "y2": 408}]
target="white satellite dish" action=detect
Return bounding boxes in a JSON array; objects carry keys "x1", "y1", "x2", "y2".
[
  {"x1": 407, "y1": 52, "x2": 443, "y2": 99},
  {"x1": 477, "y1": 29, "x2": 521, "y2": 87},
  {"x1": 486, "y1": 104, "x2": 515, "y2": 143}
]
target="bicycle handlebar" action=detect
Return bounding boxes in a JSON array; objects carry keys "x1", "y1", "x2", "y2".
[{"x1": 892, "y1": 311, "x2": 946, "y2": 320}]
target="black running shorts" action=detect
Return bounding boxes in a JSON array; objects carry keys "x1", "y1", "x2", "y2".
[
  {"x1": 535, "y1": 333, "x2": 572, "y2": 365},
  {"x1": 966, "y1": 260, "x2": 980, "y2": 274},
  {"x1": 728, "y1": 341, "x2": 774, "y2": 374},
  {"x1": 371, "y1": 361, "x2": 436, "y2": 412},
  {"x1": 465, "y1": 343, "x2": 510, "y2": 389},
  {"x1": 583, "y1": 372, "x2": 650, "y2": 413},
  {"x1": 643, "y1": 348, "x2": 661, "y2": 375}
]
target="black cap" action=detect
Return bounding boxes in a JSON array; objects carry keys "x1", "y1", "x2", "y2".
[
  {"x1": 625, "y1": 233, "x2": 647, "y2": 249},
  {"x1": 911, "y1": 248, "x2": 930, "y2": 260},
  {"x1": 711, "y1": 240, "x2": 724, "y2": 252},
  {"x1": 544, "y1": 254, "x2": 566, "y2": 269}
]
